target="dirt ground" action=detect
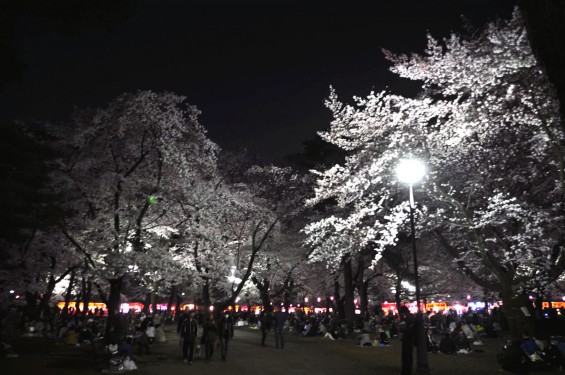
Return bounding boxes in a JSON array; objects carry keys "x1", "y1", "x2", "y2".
[{"x1": 1, "y1": 325, "x2": 555, "y2": 375}]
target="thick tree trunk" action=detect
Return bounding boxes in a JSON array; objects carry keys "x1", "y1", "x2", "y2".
[
  {"x1": 360, "y1": 281, "x2": 369, "y2": 320},
  {"x1": 143, "y1": 293, "x2": 151, "y2": 315},
  {"x1": 283, "y1": 279, "x2": 294, "y2": 312},
  {"x1": 175, "y1": 295, "x2": 181, "y2": 319},
  {"x1": 151, "y1": 281, "x2": 159, "y2": 314},
  {"x1": 39, "y1": 275, "x2": 57, "y2": 319},
  {"x1": 24, "y1": 291, "x2": 40, "y2": 320},
  {"x1": 395, "y1": 271, "x2": 402, "y2": 312},
  {"x1": 167, "y1": 285, "x2": 176, "y2": 314},
  {"x1": 342, "y1": 258, "x2": 356, "y2": 327},
  {"x1": 355, "y1": 256, "x2": 368, "y2": 320},
  {"x1": 201, "y1": 278, "x2": 211, "y2": 311},
  {"x1": 81, "y1": 278, "x2": 92, "y2": 315},
  {"x1": 252, "y1": 277, "x2": 272, "y2": 313},
  {"x1": 501, "y1": 284, "x2": 534, "y2": 340},
  {"x1": 105, "y1": 276, "x2": 123, "y2": 337},
  {"x1": 334, "y1": 280, "x2": 344, "y2": 318}
]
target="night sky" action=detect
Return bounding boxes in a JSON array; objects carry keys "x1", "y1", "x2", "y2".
[{"x1": 1, "y1": 1, "x2": 517, "y2": 162}]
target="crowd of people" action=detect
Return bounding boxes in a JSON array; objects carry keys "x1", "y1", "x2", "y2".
[{"x1": 2, "y1": 302, "x2": 565, "y2": 373}]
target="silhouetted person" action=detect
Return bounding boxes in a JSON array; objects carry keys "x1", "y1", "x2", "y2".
[
  {"x1": 218, "y1": 312, "x2": 234, "y2": 360},
  {"x1": 201, "y1": 315, "x2": 217, "y2": 362},
  {"x1": 260, "y1": 310, "x2": 273, "y2": 346},
  {"x1": 439, "y1": 333, "x2": 456, "y2": 354},
  {"x1": 179, "y1": 312, "x2": 198, "y2": 364},
  {"x1": 273, "y1": 308, "x2": 288, "y2": 349},
  {"x1": 399, "y1": 306, "x2": 415, "y2": 375}
]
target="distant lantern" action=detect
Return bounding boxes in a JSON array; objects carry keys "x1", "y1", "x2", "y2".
[{"x1": 148, "y1": 196, "x2": 157, "y2": 204}]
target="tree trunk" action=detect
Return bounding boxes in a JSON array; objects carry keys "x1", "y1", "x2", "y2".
[
  {"x1": 175, "y1": 295, "x2": 181, "y2": 320},
  {"x1": 283, "y1": 279, "x2": 294, "y2": 312},
  {"x1": 395, "y1": 271, "x2": 402, "y2": 312},
  {"x1": 334, "y1": 280, "x2": 344, "y2": 318},
  {"x1": 151, "y1": 281, "x2": 159, "y2": 314},
  {"x1": 166, "y1": 285, "x2": 179, "y2": 317},
  {"x1": 81, "y1": 278, "x2": 92, "y2": 315},
  {"x1": 360, "y1": 280, "x2": 369, "y2": 320},
  {"x1": 62, "y1": 270, "x2": 76, "y2": 318},
  {"x1": 167, "y1": 285, "x2": 177, "y2": 314},
  {"x1": 105, "y1": 276, "x2": 123, "y2": 337},
  {"x1": 24, "y1": 291, "x2": 40, "y2": 320},
  {"x1": 343, "y1": 257, "x2": 356, "y2": 327},
  {"x1": 500, "y1": 284, "x2": 534, "y2": 340},
  {"x1": 252, "y1": 277, "x2": 272, "y2": 313},
  {"x1": 202, "y1": 278, "x2": 211, "y2": 311},
  {"x1": 355, "y1": 255, "x2": 368, "y2": 320},
  {"x1": 143, "y1": 293, "x2": 151, "y2": 315},
  {"x1": 39, "y1": 275, "x2": 57, "y2": 319}
]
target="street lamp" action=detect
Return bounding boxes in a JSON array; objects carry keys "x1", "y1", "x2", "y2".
[{"x1": 396, "y1": 157, "x2": 429, "y2": 373}]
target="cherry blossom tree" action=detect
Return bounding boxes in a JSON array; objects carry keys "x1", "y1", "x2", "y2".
[
  {"x1": 0, "y1": 230, "x2": 82, "y2": 318},
  {"x1": 52, "y1": 90, "x2": 219, "y2": 331},
  {"x1": 304, "y1": 9, "x2": 564, "y2": 338}
]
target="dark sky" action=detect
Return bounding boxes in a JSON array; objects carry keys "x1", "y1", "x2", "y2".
[{"x1": 1, "y1": 1, "x2": 517, "y2": 162}]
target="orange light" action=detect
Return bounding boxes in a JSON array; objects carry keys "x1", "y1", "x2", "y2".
[
  {"x1": 180, "y1": 303, "x2": 195, "y2": 311},
  {"x1": 57, "y1": 301, "x2": 108, "y2": 312}
]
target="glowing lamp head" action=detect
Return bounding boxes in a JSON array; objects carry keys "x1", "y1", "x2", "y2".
[
  {"x1": 396, "y1": 158, "x2": 426, "y2": 185},
  {"x1": 148, "y1": 196, "x2": 157, "y2": 204}
]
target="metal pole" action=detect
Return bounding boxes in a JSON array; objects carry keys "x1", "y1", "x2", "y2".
[
  {"x1": 408, "y1": 185, "x2": 420, "y2": 310},
  {"x1": 408, "y1": 184, "x2": 429, "y2": 373}
]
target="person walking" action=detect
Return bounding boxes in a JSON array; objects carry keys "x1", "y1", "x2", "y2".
[
  {"x1": 201, "y1": 315, "x2": 217, "y2": 362},
  {"x1": 176, "y1": 307, "x2": 190, "y2": 336},
  {"x1": 218, "y1": 312, "x2": 234, "y2": 360},
  {"x1": 273, "y1": 307, "x2": 288, "y2": 349},
  {"x1": 399, "y1": 306, "x2": 416, "y2": 375},
  {"x1": 179, "y1": 312, "x2": 198, "y2": 364},
  {"x1": 260, "y1": 309, "x2": 273, "y2": 346}
]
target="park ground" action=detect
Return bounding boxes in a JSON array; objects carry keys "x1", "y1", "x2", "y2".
[{"x1": 1, "y1": 325, "x2": 554, "y2": 375}]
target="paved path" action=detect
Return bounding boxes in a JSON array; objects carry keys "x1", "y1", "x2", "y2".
[{"x1": 3, "y1": 325, "x2": 513, "y2": 375}]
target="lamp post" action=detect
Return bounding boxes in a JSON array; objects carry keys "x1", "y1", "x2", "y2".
[{"x1": 396, "y1": 158, "x2": 429, "y2": 373}]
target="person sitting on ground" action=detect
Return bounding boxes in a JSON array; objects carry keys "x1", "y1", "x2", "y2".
[
  {"x1": 521, "y1": 331, "x2": 542, "y2": 366},
  {"x1": 426, "y1": 328, "x2": 439, "y2": 353},
  {"x1": 307, "y1": 319, "x2": 319, "y2": 336},
  {"x1": 358, "y1": 332, "x2": 372, "y2": 347},
  {"x1": 498, "y1": 338, "x2": 529, "y2": 374},
  {"x1": 377, "y1": 325, "x2": 390, "y2": 346},
  {"x1": 461, "y1": 323, "x2": 483, "y2": 345},
  {"x1": 439, "y1": 333, "x2": 456, "y2": 354},
  {"x1": 136, "y1": 329, "x2": 151, "y2": 356},
  {"x1": 521, "y1": 331, "x2": 540, "y2": 357},
  {"x1": 453, "y1": 330, "x2": 472, "y2": 353},
  {"x1": 319, "y1": 321, "x2": 328, "y2": 336},
  {"x1": 541, "y1": 339, "x2": 565, "y2": 371},
  {"x1": 145, "y1": 322, "x2": 155, "y2": 343},
  {"x1": 302, "y1": 321, "x2": 312, "y2": 337},
  {"x1": 119, "y1": 336, "x2": 135, "y2": 358},
  {"x1": 328, "y1": 316, "x2": 341, "y2": 339},
  {"x1": 64, "y1": 327, "x2": 78, "y2": 345}
]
